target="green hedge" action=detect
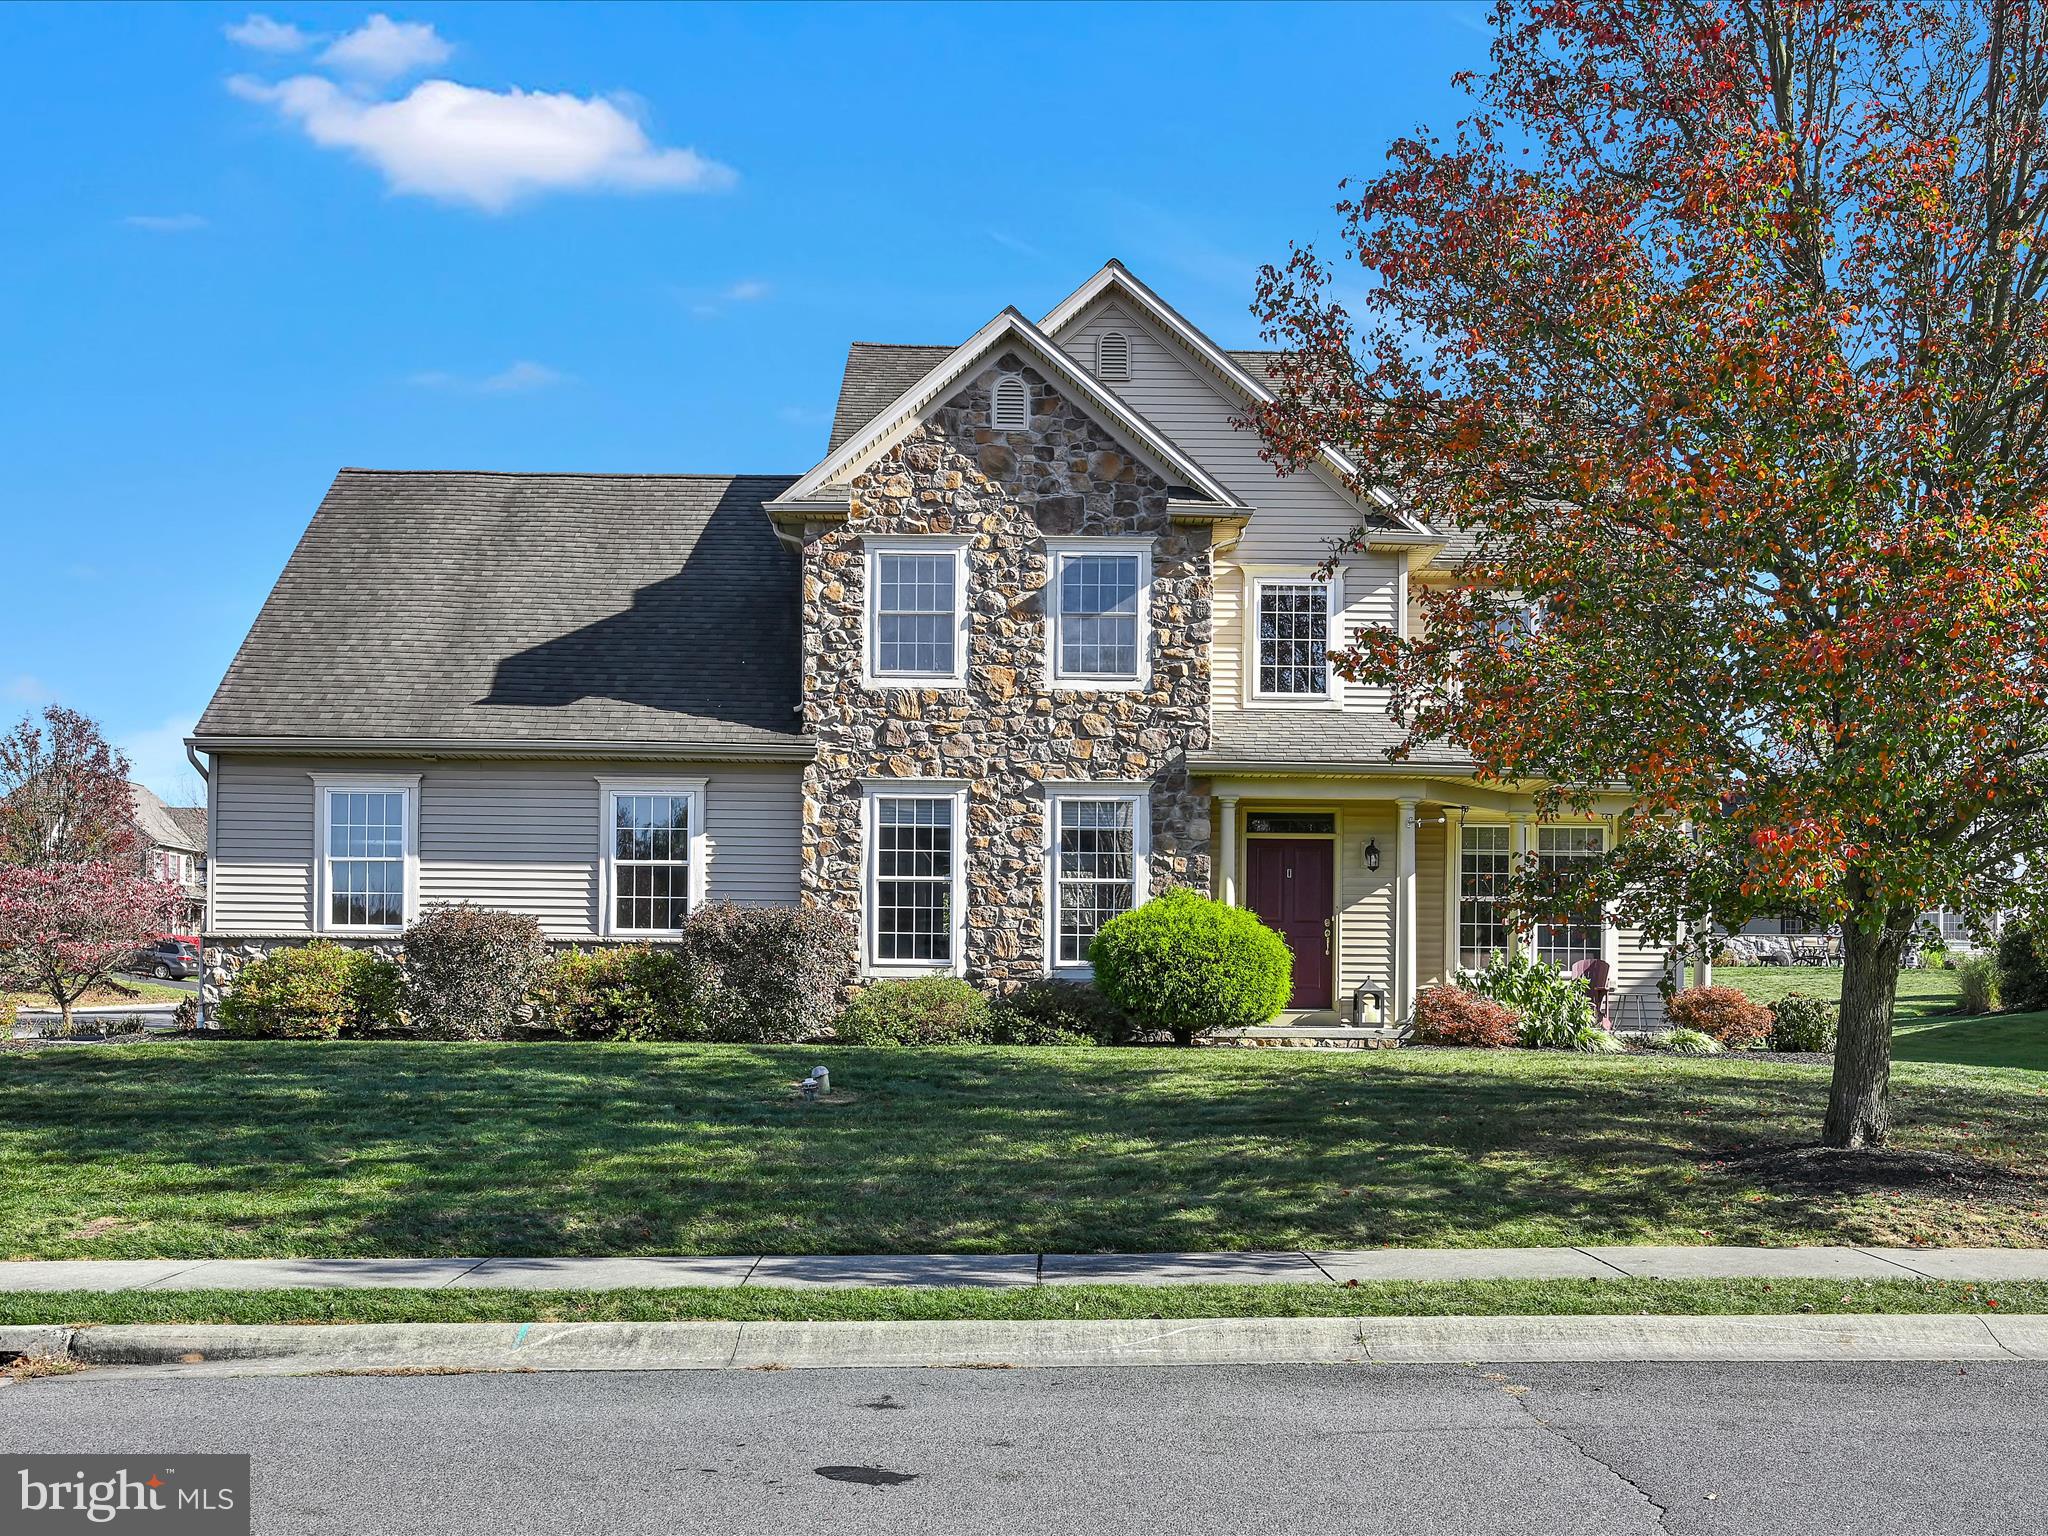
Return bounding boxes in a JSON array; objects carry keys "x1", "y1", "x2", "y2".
[
  {"x1": 833, "y1": 976, "x2": 994, "y2": 1046},
  {"x1": 216, "y1": 943, "x2": 403, "y2": 1039}
]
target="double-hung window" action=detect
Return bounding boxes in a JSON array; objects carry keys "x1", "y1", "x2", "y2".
[
  {"x1": 1253, "y1": 577, "x2": 1337, "y2": 700},
  {"x1": 1047, "y1": 539, "x2": 1149, "y2": 687},
  {"x1": 599, "y1": 779, "x2": 706, "y2": 937},
  {"x1": 314, "y1": 775, "x2": 418, "y2": 933},
  {"x1": 1535, "y1": 825, "x2": 1604, "y2": 970},
  {"x1": 865, "y1": 785, "x2": 966, "y2": 973},
  {"x1": 866, "y1": 537, "x2": 968, "y2": 687},
  {"x1": 1048, "y1": 787, "x2": 1148, "y2": 970},
  {"x1": 1457, "y1": 824, "x2": 1512, "y2": 970}
]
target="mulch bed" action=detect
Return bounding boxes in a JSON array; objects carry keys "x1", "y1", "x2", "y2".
[{"x1": 1715, "y1": 1143, "x2": 2048, "y2": 1205}]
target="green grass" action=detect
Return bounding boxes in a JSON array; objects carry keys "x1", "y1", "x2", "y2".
[
  {"x1": 1716, "y1": 963, "x2": 1963, "y2": 1022},
  {"x1": 0, "y1": 1278, "x2": 2041, "y2": 1327},
  {"x1": 4, "y1": 1042, "x2": 2047, "y2": 1260},
  {"x1": 4, "y1": 979, "x2": 188, "y2": 1012},
  {"x1": 1894, "y1": 1011, "x2": 2048, "y2": 1072}
]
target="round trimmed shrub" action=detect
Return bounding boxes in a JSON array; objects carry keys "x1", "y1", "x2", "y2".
[
  {"x1": 1090, "y1": 889, "x2": 1291, "y2": 1046},
  {"x1": 1410, "y1": 984, "x2": 1519, "y2": 1048},
  {"x1": 1667, "y1": 986, "x2": 1771, "y2": 1049},
  {"x1": 218, "y1": 942, "x2": 403, "y2": 1039},
  {"x1": 990, "y1": 979, "x2": 1126, "y2": 1046},
  {"x1": 1767, "y1": 994, "x2": 1838, "y2": 1052},
  {"x1": 833, "y1": 976, "x2": 994, "y2": 1046},
  {"x1": 526, "y1": 945, "x2": 708, "y2": 1041},
  {"x1": 401, "y1": 905, "x2": 550, "y2": 1040}
]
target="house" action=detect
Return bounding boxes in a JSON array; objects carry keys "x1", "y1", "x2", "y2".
[
  {"x1": 128, "y1": 782, "x2": 206, "y2": 932},
  {"x1": 190, "y1": 261, "x2": 1683, "y2": 1028}
]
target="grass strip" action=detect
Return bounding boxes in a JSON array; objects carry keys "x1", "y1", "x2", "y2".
[{"x1": 2, "y1": 1278, "x2": 2042, "y2": 1328}]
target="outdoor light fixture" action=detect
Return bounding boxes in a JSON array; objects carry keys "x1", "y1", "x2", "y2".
[{"x1": 1363, "y1": 839, "x2": 1381, "y2": 872}]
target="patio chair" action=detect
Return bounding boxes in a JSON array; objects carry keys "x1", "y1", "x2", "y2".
[{"x1": 1567, "y1": 958, "x2": 1613, "y2": 1027}]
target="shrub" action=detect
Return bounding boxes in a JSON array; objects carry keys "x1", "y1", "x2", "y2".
[
  {"x1": 1666, "y1": 985, "x2": 1772, "y2": 1049},
  {"x1": 1090, "y1": 889, "x2": 1292, "y2": 1046},
  {"x1": 990, "y1": 979, "x2": 1125, "y2": 1046},
  {"x1": 1956, "y1": 953, "x2": 2000, "y2": 1018},
  {"x1": 685, "y1": 902, "x2": 857, "y2": 1043},
  {"x1": 1998, "y1": 925, "x2": 2048, "y2": 1013},
  {"x1": 527, "y1": 946, "x2": 708, "y2": 1041},
  {"x1": 1571, "y1": 1025, "x2": 1626, "y2": 1053},
  {"x1": 217, "y1": 942, "x2": 402, "y2": 1039},
  {"x1": 400, "y1": 905, "x2": 551, "y2": 1040},
  {"x1": 833, "y1": 976, "x2": 994, "y2": 1046},
  {"x1": 1650, "y1": 1026, "x2": 1724, "y2": 1056},
  {"x1": 1460, "y1": 950, "x2": 1596, "y2": 1047},
  {"x1": 1767, "y1": 994, "x2": 1838, "y2": 1052},
  {"x1": 1410, "y1": 984, "x2": 1519, "y2": 1048}
]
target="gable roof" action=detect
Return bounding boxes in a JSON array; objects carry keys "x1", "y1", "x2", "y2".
[
  {"x1": 776, "y1": 308, "x2": 1245, "y2": 515},
  {"x1": 129, "y1": 782, "x2": 204, "y2": 853},
  {"x1": 194, "y1": 471, "x2": 810, "y2": 758}
]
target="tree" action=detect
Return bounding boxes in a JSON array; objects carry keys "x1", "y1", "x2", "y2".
[
  {"x1": 0, "y1": 705, "x2": 140, "y2": 866},
  {"x1": 0, "y1": 861, "x2": 182, "y2": 1033},
  {"x1": 1250, "y1": 0, "x2": 2048, "y2": 1146}
]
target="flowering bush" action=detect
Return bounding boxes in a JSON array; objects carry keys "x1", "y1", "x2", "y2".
[
  {"x1": 1410, "y1": 984, "x2": 1520, "y2": 1047},
  {"x1": 1667, "y1": 986, "x2": 1772, "y2": 1049}
]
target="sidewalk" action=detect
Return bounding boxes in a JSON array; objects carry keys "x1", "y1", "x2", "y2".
[{"x1": 5, "y1": 1245, "x2": 2047, "y2": 1293}]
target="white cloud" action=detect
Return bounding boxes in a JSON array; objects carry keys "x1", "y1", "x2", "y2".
[
  {"x1": 723, "y1": 279, "x2": 771, "y2": 303},
  {"x1": 229, "y1": 74, "x2": 736, "y2": 212},
  {"x1": 320, "y1": 14, "x2": 452, "y2": 80},
  {"x1": 225, "y1": 13, "x2": 318, "y2": 52},
  {"x1": 408, "y1": 360, "x2": 569, "y2": 393},
  {"x1": 117, "y1": 713, "x2": 203, "y2": 804},
  {"x1": 4, "y1": 675, "x2": 54, "y2": 706},
  {"x1": 685, "y1": 278, "x2": 773, "y2": 317},
  {"x1": 121, "y1": 213, "x2": 208, "y2": 232}
]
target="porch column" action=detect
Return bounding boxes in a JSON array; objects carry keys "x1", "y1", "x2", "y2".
[
  {"x1": 1396, "y1": 797, "x2": 1419, "y2": 1024},
  {"x1": 1508, "y1": 812, "x2": 1538, "y2": 960},
  {"x1": 1216, "y1": 794, "x2": 1239, "y2": 905},
  {"x1": 1442, "y1": 807, "x2": 1464, "y2": 983}
]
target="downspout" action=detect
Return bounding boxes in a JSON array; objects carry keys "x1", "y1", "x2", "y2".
[{"x1": 185, "y1": 742, "x2": 212, "y2": 1029}]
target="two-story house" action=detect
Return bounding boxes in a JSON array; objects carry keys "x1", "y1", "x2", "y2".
[
  {"x1": 129, "y1": 781, "x2": 206, "y2": 933},
  {"x1": 191, "y1": 262, "x2": 1681, "y2": 1028}
]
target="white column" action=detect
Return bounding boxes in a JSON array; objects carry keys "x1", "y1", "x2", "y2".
[
  {"x1": 1216, "y1": 795, "x2": 1239, "y2": 906},
  {"x1": 1442, "y1": 807, "x2": 1463, "y2": 983},
  {"x1": 1396, "y1": 798, "x2": 1419, "y2": 1024},
  {"x1": 1508, "y1": 812, "x2": 1538, "y2": 960}
]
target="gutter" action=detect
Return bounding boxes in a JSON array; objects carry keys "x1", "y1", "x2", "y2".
[{"x1": 187, "y1": 735, "x2": 818, "y2": 764}]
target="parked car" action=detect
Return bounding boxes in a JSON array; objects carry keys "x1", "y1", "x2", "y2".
[{"x1": 136, "y1": 939, "x2": 201, "y2": 981}]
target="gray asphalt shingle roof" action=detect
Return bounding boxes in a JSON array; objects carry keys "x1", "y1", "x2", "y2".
[
  {"x1": 195, "y1": 470, "x2": 808, "y2": 755},
  {"x1": 129, "y1": 783, "x2": 204, "y2": 853},
  {"x1": 1194, "y1": 711, "x2": 1473, "y2": 772}
]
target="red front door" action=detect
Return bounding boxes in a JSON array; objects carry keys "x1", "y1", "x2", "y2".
[{"x1": 1245, "y1": 838, "x2": 1334, "y2": 1009}]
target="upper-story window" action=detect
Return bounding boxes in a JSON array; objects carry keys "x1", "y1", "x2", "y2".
[
  {"x1": 992, "y1": 374, "x2": 1030, "y2": 430},
  {"x1": 1096, "y1": 330, "x2": 1131, "y2": 381},
  {"x1": 1047, "y1": 539, "x2": 1150, "y2": 688},
  {"x1": 1253, "y1": 577, "x2": 1336, "y2": 699},
  {"x1": 312, "y1": 774, "x2": 418, "y2": 934},
  {"x1": 865, "y1": 536, "x2": 969, "y2": 688}
]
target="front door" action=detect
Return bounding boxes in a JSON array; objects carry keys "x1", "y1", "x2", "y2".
[{"x1": 1245, "y1": 838, "x2": 1335, "y2": 1009}]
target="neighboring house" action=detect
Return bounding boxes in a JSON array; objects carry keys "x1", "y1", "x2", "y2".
[
  {"x1": 1731, "y1": 907, "x2": 2002, "y2": 957},
  {"x1": 190, "y1": 261, "x2": 1682, "y2": 1027},
  {"x1": 129, "y1": 782, "x2": 206, "y2": 931}
]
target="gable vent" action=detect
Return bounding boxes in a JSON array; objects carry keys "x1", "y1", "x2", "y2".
[
  {"x1": 1097, "y1": 330, "x2": 1131, "y2": 381},
  {"x1": 992, "y1": 374, "x2": 1030, "y2": 431}
]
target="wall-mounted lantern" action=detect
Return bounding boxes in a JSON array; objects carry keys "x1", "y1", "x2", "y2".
[{"x1": 1363, "y1": 838, "x2": 1381, "y2": 873}]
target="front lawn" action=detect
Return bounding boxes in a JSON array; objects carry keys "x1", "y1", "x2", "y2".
[{"x1": 3, "y1": 1042, "x2": 2045, "y2": 1260}]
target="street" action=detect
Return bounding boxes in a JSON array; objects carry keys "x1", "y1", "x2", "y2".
[{"x1": 4, "y1": 1360, "x2": 2043, "y2": 1534}]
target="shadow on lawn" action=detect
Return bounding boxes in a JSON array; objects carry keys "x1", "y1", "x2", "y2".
[{"x1": 3, "y1": 1045, "x2": 2043, "y2": 1259}]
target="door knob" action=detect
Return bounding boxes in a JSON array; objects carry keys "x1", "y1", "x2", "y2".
[{"x1": 1323, "y1": 917, "x2": 1334, "y2": 952}]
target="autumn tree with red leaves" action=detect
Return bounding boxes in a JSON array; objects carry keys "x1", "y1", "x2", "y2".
[{"x1": 1251, "y1": 0, "x2": 2048, "y2": 1147}]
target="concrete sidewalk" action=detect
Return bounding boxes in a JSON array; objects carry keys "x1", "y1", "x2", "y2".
[{"x1": 3, "y1": 1245, "x2": 2046, "y2": 1294}]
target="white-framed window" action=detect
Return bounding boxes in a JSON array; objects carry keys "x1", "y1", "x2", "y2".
[
  {"x1": 312, "y1": 774, "x2": 419, "y2": 934},
  {"x1": 865, "y1": 535, "x2": 970, "y2": 688},
  {"x1": 1046, "y1": 785, "x2": 1149, "y2": 971},
  {"x1": 1047, "y1": 538, "x2": 1151, "y2": 688},
  {"x1": 863, "y1": 782, "x2": 968, "y2": 975},
  {"x1": 992, "y1": 373, "x2": 1030, "y2": 430},
  {"x1": 1096, "y1": 330, "x2": 1131, "y2": 381},
  {"x1": 597, "y1": 778, "x2": 707, "y2": 937},
  {"x1": 1251, "y1": 576, "x2": 1339, "y2": 701},
  {"x1": 1458, "y1": 823, "x2": 1512, "y2": 970},
  {"x1": 1535, "y1": 825, "x2": 1604, "y2": 970}
]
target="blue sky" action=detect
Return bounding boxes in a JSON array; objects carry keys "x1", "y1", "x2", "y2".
[{"x1": 0, "y1": 0, "x2": 1490, "y2": 801}]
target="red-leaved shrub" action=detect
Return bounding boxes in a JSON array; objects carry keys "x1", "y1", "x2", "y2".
[
  {"x1": 1411, "y1": 984, "x2": 1520, "y2": 1048},
  {"x1": 1667, "y1": 986, "x2": 1772, "y2": 1049}
]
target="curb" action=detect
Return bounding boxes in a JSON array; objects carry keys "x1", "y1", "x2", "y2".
[{"x1": 37, "y1": 1313, "x2": 2048, "y2": 1377}]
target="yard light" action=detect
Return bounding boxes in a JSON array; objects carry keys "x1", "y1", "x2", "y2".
[{"x1": 1363, "y1": 839, "x2": 1381, "y2": 872}]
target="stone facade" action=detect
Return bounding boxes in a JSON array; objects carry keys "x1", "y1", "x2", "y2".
[{"x1": 800, "y1": 353, "x2": 1212, "y2": 984}]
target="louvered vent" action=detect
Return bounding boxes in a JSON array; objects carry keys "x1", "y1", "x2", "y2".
[
  {"x1": 992, "y1": 375, "x2": 1029, "y2": 430},
  {"x1": 1097, "y1": 330, "x2": 1131, "y2": 380}
]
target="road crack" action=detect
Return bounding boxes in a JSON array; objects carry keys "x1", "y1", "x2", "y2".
[{"x1": 1497, "y1": 1380, "x2": 1671, "y2": 1533}]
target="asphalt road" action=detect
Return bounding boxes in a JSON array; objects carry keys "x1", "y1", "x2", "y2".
[{"x1": 4, "y1": 1360, "x2": 2044, "y2": 1535}]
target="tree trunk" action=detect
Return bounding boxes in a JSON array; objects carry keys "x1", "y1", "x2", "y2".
[{"x1": 1823, "y1": 890, "x2": 1913, "y2": 1149}]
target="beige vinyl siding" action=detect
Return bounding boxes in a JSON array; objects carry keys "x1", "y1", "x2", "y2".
[
  {"x1": 207, "y1": 755, "x2": 802, "y2": 938},
  {"x1": 1336, "y1": 803, "x2": 1395, "y2": 1004},
  {"x1": 1612, "y1": 928, "x2": 1673, "y2": 1029},
  {"x1": 1415, "y1": 818, "x2": 1447, "y2": 987}
]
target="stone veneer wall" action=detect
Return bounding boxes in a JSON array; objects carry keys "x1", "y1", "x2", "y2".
[{"x1": 801, "y1": 353, "x2": 1212, "y2": 984}]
